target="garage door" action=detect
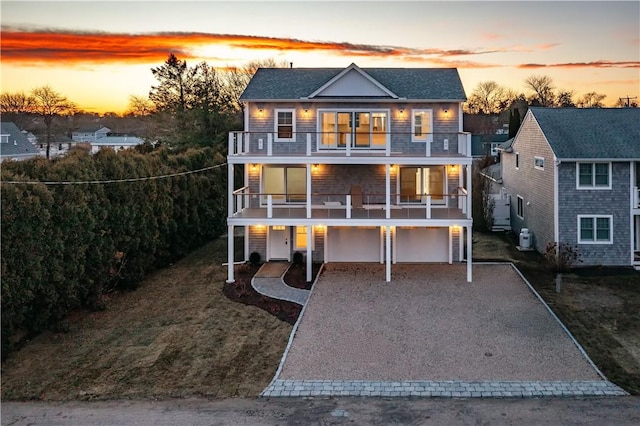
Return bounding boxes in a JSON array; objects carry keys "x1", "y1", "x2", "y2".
[
  {"x1": 396, "y1": 227, "x2": 448, "y2": 262},
  {"x1": 327, "y1": 227, "x2": 380, "y2": 262}
]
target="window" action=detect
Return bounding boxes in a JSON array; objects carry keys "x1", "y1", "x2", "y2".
[
  {"x1": 411, "y1": 109, "x2": 433, "y2": 143},
  {"x1": 399, "y1": 166, "x2": 446, "y2": 204},
  {"x1": 517, "y1": 195, "x2": 524, "y2": 219},
  {"x1": 577, "y1": 163, "x2": 611, "y2": 189},
  {"x1": 515, "y1": 152, "x2": 520, "y2": 169},
  {"x1": 578, "y1": 215, "x2": 612, "y2": 244},
  {"x1": 534, "y1": 156, "x2": 544, "y2": 170},
  {"x1": 262, "y1": 166, "x2": 306, "y2": 204},
  {"x1": 318, "y1": 110, "x2": 387, "y2": 149},
  {"x1": 274, "y1": 109, "x2": 295, "y2": 141},
  {"x1": 294, "y1": 226, "x2": 314, "y2": 250}
]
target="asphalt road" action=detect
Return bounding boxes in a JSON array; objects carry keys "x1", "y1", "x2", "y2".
[{"x1": 2, "y1": 396, "x2": 640, "y2": 425}]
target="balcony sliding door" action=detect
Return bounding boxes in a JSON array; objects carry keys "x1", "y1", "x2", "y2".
[{"x1": 319, "y1": 110, "x2": 387, "y2": 149}]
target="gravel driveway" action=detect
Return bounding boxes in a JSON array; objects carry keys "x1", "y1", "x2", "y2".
[{"x1": 278, "y1": 263, "x2": 603, "y2": 382}]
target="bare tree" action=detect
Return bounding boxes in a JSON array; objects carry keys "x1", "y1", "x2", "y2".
[
  {"x1": 125, "y1": 95, "x2": 155, "y2": 117},
  {"x1": 556, "y1": 90, "x2": 575, "y2": 107},
  {"x1": 31, "y1": 86, "x2": 76, "y2": 159},
  {"x1": 578, "y1": 92, "x2": 607, "y2": 108},
  {"x1": 464, "y1": 81, "x2": 516, "y2": 114},
  {"x1": 222, "y1": 58, "x2": 290, "y2": 112},
  {"x1": 0, "y1": 91, "x2": 34, "y2": 114},
  {"x1": 524, "y1": 75, "x2": 556, "y2": 107}
]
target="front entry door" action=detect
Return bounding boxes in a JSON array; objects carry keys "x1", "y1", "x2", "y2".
[{"x1": 269, "y1": 226, "x2": 290, "y2": 260}]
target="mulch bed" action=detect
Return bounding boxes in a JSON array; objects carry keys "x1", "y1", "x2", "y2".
[{"x1": 222, "y1": 262, "x2": 322, "y2": 325}]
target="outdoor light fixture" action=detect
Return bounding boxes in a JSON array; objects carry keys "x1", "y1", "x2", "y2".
[
  {"x1": 444, "y1": 108, "x2": 449, "y2": 116},
  {"x1": 251, "y1": 163, "x2": 258, "y2": 172},
  {"x1": 258, "y1": 108, "x2": 264, "y2": 117}
]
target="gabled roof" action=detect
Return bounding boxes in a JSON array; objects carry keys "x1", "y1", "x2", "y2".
[
  {"x1": 0, "y1": 122, "x2": 39, "y2": 158},
  {"x1": 240, "y1": 64, "x2": 466, "y2": 101},
  {"x1": 527, "y1": 107, "x2": 640, "y2": 159},
  {"x1": 73, "y1": 126, "x2": 111, "y2": 134},
  {"x1": 307, "y1": 63, "x2": 399, "y2": 98}
]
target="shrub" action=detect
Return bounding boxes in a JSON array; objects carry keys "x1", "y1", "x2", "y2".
[
  {"x1": 249, "y1": 251, "x2": 261, "y2": 265},
  {"x1": 543, "y1": 242, "x2": 583, "y2": 272},
  {"x1": 292, "y1": 252, "x2": 304, "y2": 266},
  {"x1": 0, "y1": 147, "x2": 226, "y2": 358}
]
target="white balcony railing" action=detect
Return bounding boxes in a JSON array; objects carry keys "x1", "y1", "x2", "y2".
[
  {"x1": 229, "y1": 131, "x2": 472, "y2": 158},
  {"x1": 635, "y1": 186, "x2": 639, "y2": 208},
  {"x1": 230, "y1": 191, "x2": 470, "y2": 221}
]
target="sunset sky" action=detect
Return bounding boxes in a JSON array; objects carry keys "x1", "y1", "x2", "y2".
[{"x1": 1, "y1": 1, "x2": 639, "y2": 114}]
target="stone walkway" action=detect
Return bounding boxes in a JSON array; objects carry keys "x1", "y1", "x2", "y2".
[
  {"x1": 262, "y1": 379, "x2": 626, "y2": 398},
  {"x1": 252, "y1": 262, "x2": 310, "y2": 306}
]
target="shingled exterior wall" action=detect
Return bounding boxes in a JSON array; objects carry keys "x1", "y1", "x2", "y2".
[
  {"x1": 558, "y1": 161, "x2": 631, "y2": 266},
  {"x1": 501, "y1": 113, "x2": 556, "y2": 251}
]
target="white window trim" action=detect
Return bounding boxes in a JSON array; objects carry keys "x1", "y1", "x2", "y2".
[
  {"x1": 577, "y1": 214, "x2": 613, "y2": 244},
  {"x1": 576, "y1": 162, "x2": 612, "y2": 190},
  {"x1": 515, "y1": 152, "x2": 520, "y2": 170},
  {"x1": 274, "y1": 108, "x2": 296, "y2": 142},
  {"x1": 411, "y1": 109, "x2": 434, "y2": 143},
  {"x1": 516, "y1": 195, "x2": 524, "y2": 219},
  {"x1": 316, "y1": 108, "x2": 391, "y2": 149},
  {"x1": 534, "y1": 156, "x2": 545, "y2": 170},
  {"x1": 293, "y1": 226, "x2": 314, "y2": 251},
  {"x1": 259, "y1": 165, "x2": 307, "y2": 206}
]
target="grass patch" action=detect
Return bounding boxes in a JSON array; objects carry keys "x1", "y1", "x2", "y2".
[{"x1": 1, "y1": 236, "x2": 292, "y2": 401}]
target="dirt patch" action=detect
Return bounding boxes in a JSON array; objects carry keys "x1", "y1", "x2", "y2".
[
  {"x1": 283, "y1": 263, "x2": 321, "y2": 290},
  {"x1": 1, "y1": 237, "x2": 292, "y2": 401},
  {"x1": 474, "y1": 231, "x2": 640, "y2": 394}
]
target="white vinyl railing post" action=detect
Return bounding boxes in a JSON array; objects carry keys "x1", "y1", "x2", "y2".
[
  {"x1": 267, "y1": 133, "x2": 273, "y2": 156},
  {"x1": 426, "y1": 195, "x2": 432, "y2": 219},
  {"x1": 306, "y1": 133, "x2": 312, "y2": 156},
  {"x1": 244, "y1": 132, "x2": 250, "y2": 153},
  {"x1": 228, "y1": 132, "x2": 234, "y2": 155},
  {"x1": 346, "y1": 134, "x2": 351, "y2": 157},
  {"x1": 267, "y1": 195, "x2": 273, "y2": 218},
  {"x1": 346, "y1": 195, "x2": 352, "y2": 219}
]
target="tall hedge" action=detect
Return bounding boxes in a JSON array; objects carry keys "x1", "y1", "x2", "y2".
[{"x1": 1, "y1": 147, "x2": 227, "y2": 358}]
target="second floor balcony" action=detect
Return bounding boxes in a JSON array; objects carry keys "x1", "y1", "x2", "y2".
[
  {"x1": 230, "y1": 187, "x2": 470, "y2": 222},
  {"x1": 228, "y1": 131, "x2": 472, "y2": 159}
]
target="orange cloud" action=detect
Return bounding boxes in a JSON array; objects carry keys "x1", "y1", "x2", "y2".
[
  {"x1": 519, "y1": 60, "x2": 640, "y2": 69},
  {"x1": 0, "y1": 27, "x2": 559, "y2": 67}
]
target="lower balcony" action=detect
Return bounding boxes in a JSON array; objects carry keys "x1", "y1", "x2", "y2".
[{"x1": 231, "y1": 189, "x2": 469, "y2": 222}]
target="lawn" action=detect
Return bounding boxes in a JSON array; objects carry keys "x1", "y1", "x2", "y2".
[
  {"x1": 2, "y1": 232, "x2": 638, "y2": 400},
  {"x1": 1, "y1": 236, "x2": 292, "y2": 401}
]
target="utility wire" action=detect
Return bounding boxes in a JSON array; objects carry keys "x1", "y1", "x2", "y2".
[{"x1": 1, "y1": 163, "x2": 227, "y2": 185}]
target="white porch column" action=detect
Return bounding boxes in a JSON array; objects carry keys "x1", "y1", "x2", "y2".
[
  {"x1": 466, "y1": 164, "x2": 472, "y2": 219},
  {"x1": 306, "y1": 225, "x2": 313, "y2": 282},
  {"x1": 466, "y1": 225, "x2": 472, "y2": 282},
  {"x1": 306, "y1": 164, "x2": 312, "y2": 219},
  {"x1": 448, "y1": 226, "x2": 453, "y2": 264},
  {"x1": 226, "y1": 225, "x2": 235, "y2": 283},
  {"x1": 385, "y1": 164, "x2": 391, "y2": 219},
  {"x1": 227, "y1": 163, "x2": 234, "y2": 218},
  {"x1": 385, "y1": 226, "x2": 392, "y2": 282}
]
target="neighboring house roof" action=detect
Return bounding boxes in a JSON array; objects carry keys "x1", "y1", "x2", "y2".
[
  {"x1": 93, "y1": 136, "x2": 143, "y2": 146},
  {"x1": 73, "y1": 126, "x2": 111, "y2": 134},
  {"x1": 528, "y1": 107, "x2": 640, "y2": 159},
  {"x1": 0, "y1": 122, "x2": 39, "y2": 158},
  {"x1": 471, "y1": 134, "x2": 510, "y2": 156},
  {"x1": 240, "y1": 63, "x2": 467, "y2": 101},
  {"x1": 497, "y1": 137, "x2": 515, "y2": 153}
]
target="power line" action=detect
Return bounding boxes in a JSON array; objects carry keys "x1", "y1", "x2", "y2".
[{"x1": 1, "y1": 163, "x2": 227, "y2": 185}]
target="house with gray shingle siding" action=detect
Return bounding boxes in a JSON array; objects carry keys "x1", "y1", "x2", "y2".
[
  {"x1": 226, "y1": 63, "x2": 473, "y2": 283},
  {"x1": 0, "y1": 122, "x2": 40, "y2": 162},
  {"x1": 499, "y1": 107, "x2": 640, "y2": 268}
]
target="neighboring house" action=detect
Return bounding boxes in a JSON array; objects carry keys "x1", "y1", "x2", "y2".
[
  {"x1": 226, "y1": 63, "x2": 473, "y2": 283},
  {"x1": 89, "y1": 135, "x2": 144, "y2": 153},
  {"x1": 471, "y1": 134, "x2": 510, "y2": 158},
  {"x1": 0, "y1": 122, "x2": 40, "y2": 162},
  {"x1": 499, "y1": 107, "x2": 640, "y2": 268},
  {"x1": 72, "y1": 126, "x2": 111, "y2": 143}
]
